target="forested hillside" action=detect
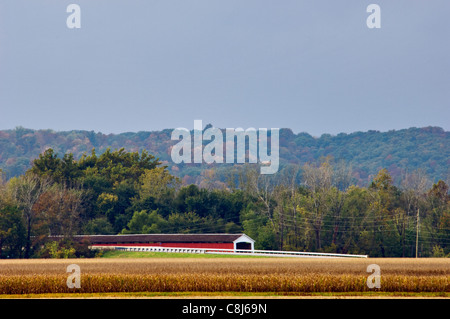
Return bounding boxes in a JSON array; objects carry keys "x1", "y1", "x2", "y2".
[{"x1": 0, "y1": 126, "x2": 448, "y2": 186}]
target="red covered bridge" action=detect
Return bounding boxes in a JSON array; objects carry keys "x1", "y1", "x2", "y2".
[{"x1": 74, "y1": 233, "x2": 255, "y2": 251}]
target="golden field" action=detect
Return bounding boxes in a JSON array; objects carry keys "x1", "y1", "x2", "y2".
[{"x1": 0, "y1": 257, "x2": 448, "y2": 297}]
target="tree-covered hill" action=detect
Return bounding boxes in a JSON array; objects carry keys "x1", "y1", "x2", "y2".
[{"x1": 0, "y1": 126, "x2": 448, "y2": 185}]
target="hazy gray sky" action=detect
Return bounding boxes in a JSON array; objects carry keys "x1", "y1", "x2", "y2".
[{"x1": 0, "y1": 1, "x2": 449, "y2": 136}]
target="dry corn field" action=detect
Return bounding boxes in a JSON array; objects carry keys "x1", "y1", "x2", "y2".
[{"x1": 0, "y1": 258, "x2": 448, "y2": 296}]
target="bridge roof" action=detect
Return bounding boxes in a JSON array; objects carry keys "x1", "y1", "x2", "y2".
[{"x1": 71, "y1": 233, "x2": 254, "y2": 244}]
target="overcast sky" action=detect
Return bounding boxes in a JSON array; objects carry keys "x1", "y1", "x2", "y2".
[{"x1": 0, "y1": 1, "x2": 448, "y2": 136}]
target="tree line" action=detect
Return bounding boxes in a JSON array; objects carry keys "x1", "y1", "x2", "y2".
[{"x1": 0, "y1": 148, "x2": 448, "y2": 258}]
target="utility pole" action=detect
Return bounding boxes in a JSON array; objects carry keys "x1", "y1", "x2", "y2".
[{"x1": 415, "y1": 208, "x2": 420, "y2": 258}]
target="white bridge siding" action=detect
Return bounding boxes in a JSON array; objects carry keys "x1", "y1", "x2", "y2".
[
  {"x1": 233, "y1": 234, "x2": 255, "y2": 251},
  {"x1": 92, "y1": 245, "x2": 368, "y2": 258}
]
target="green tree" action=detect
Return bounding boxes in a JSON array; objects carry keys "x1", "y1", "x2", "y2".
[
  {"x1": 122, "y1": 210, "x2": 167, "y2": 234},
  {"x1": 43, "y1": 241, "x2": 76, "y2": 258},
  {"x1": 82, "y1": 217, "x2": 114, "y2": 235},
  {"x1": 425, "y1": 181, "x2": 450, "y2": 255},
  {"x1": 165, "y1": 211, "x2": 220, "y2": 234},
  {"x1": 132, "y1": 167, "x2": 180, "y2": 217},
  {"x1": 0, "y1": 205, "x2": 26, "y2": 258},
  {"x1": 340, "y1": 186, "x2": 371, "y2": 254},
  {"x1": 366, "y1": 169, "x2": 402, "y2": 257},
  {"x1": 241, "y1": 205, "x2": 277, "y2": 250},
  {"x1": 31, "y1": 149, "x2": 81, "y2": 187}
]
